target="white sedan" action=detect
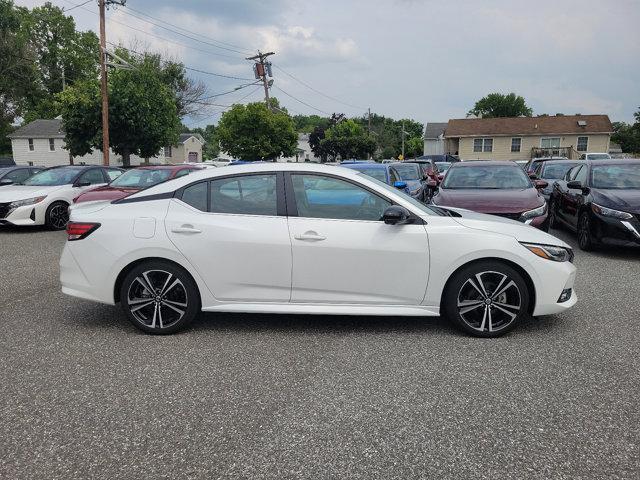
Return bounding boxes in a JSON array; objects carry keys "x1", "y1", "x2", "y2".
[
  {"x1": 0, "y1": 165, "x2": 123, "y2": 229},
  {"x1": 60, "y1": 163, "x2": 577, "y2": 337}
]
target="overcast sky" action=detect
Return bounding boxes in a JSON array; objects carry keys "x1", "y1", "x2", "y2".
[{"x1": 16, "y1": 0, "x2": 640, "y2": 127}]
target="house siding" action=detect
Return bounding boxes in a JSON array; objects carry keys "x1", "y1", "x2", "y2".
[
  {"x1": 457, "y1": 134, "x2": 610, "y2": 161},
  {"x1": 423, "y1": 138, "x2": 444, "y2": 155},
  {"x1": 11, "y1": 137, "x2": 165, "y2": 167}
]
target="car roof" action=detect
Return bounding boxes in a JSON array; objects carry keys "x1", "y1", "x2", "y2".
[
  {"x1": 451, "y1": 161, "x2": 520, "y2": 167},
  {"x1": 134, "y1": 165, "x2": 197, "y2": 171},
  {"x1": 343, "y1": 163, "x2": 387, "y2": 170},
  {"x1": 540, "y1": 160, "x2": 584, "y2": 166},
  {"x1": 588, "y1": 159, "x2": 640, "y2": 166}
]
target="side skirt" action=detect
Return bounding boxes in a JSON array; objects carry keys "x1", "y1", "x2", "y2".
[{"x1": 201, "y1": 302, "x2": 440, "y2": 317}]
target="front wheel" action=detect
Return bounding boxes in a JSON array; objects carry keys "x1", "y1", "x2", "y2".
[
  {"x1": 442, "y1": 261, "x2": 530, "y2": 338},
  {"x1": 120, "y1": 260, "x2": 201, "y2": 334},
  {"x1": 548, "y1": 198, "x2": 558, "y2": 229},
  {"x1": 577, "y1": 212, "x2": 596, "y2": 251},
  {"x1": 45, "y1": 201, "x2": 69, "y2": 230}
]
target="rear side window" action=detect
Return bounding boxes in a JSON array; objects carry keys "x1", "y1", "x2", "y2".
[
  {"x1": 210, "y1": 174, "x2": 277, "y2": 215},
  {"x1": 181, "y1": 182, "x2": 207, "y2": 211}
]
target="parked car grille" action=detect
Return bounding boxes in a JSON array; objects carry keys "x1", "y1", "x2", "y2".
[
  {"x1": 0, "y1": 202, "x2": 11, "y2": 219},
  {"x1": 490, "y1": 212, "x2": 522, "y2": 221}
]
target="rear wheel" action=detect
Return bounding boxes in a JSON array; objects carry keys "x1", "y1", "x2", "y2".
[
  {"x1": 442, "y1": 261, "x2": 530, "y2": 338},
  {"x1": 120, "y1": 260, "x2": 200, "y2": 334},
  {"x1": 45, "y1": 201, "x2": 69, "y2": 230}
]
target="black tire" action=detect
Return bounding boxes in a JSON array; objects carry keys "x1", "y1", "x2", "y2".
[
  {"x1": 45, "y1": 201, "x2": 69, "y2": 230},
  {"x1": 120, "y1": 260, "x2": 201, "y2": 334},
  {"x1": 442, "y1": 261, "x2": 530, "y2": 338},
  {"x1": 548, "y1": 198, "x2": 558, "y2": 229},
  {"x1": 577, "y1": 212, "x2": 596, "y2": 251}
]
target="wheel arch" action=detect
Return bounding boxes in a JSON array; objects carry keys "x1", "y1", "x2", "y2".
[
  {"x1": 113, "y1": 257, "x2": 202, "y2": 308},
  {"x1": 440, "y1": 257, "x2": 537, "y2": 315}
]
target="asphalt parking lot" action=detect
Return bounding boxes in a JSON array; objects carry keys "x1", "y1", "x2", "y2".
[{"x1": 1, "y1": 226, "x2": 639, "y2": 480}]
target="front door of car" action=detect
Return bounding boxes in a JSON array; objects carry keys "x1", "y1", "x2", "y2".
[
  {"x1": 165, "y1": 173, "x2": 292, "y2": 302},
  {"x1": 564, "y1": 165, "x2": 588, "y2": 228},
  {"x1": 286, "y1": 173, "x2": 430, "y2": 305},
  {"x1": 557, "y1": 165, "x2": 580, "y2": 225},
  {"x1": 75, "y1": 168, "x2": 107, "y2": 191}
]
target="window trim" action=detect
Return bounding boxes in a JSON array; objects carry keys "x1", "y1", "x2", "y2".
[
  {"x1": 283, "y1": 171, "x2": 424, "y2": 224},
  {"x1": 576, "y1": 136, "x2": 588, "y2": 152},
  {"x1": 511, "y1": 137, "x2": 522, "y2": 153}
]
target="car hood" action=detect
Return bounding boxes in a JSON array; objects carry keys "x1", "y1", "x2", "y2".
[
  {"x1": 75, "y1": 185, "x2": 140, "y2": 203},
  {"x1": 0, "y1": 185, "x2": 63, "y2": 202},
  {"x1": 433, "y1": 188, "x2": 544, "y2": 213},
  {"x1": 444, "y1": 207, "x2": 571, "y2": 248},
  {"x1": 591, "y1": 189, "x2": 640, "y2": 214}
]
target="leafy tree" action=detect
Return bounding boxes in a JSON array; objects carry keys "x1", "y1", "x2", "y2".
[
  {"x1": 468, "y1": 92, "x2": 533, "y2": 118},
  {"x1": 58, "y1": 63, "x2": 181, "y2": 166},
  {"x1": 18, "y1": 2, "x2": 99, "y2": 121},
  {"x1": 611, "y1": 109, "x2": 640, "y2": 154},
  {"x1": 292, "y1": 114, "x2": 329, "y2": 133},
  {"x1": 320, "y1": 119, "x2": 376, "y2": 160},
  {"x1": 216, "y1": 102, "x2": 297, "y2": 160},
  {"x1": 190, "y1": 124, "x2": 220, "y2": 159},
  {"x1": 405, "y1": 137, "x2": 423, "y2": 158}
]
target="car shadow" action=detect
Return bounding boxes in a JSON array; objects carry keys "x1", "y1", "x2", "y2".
[{"x1": 0, "y1": 225, "x2": 55, "y2": 234}]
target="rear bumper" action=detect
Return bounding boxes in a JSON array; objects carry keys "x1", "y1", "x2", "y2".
[{"x1": 60, "y1": 243, "x2": 115, "y2": 304}]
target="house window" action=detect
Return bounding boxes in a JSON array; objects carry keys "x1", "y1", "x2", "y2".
[
  {"x1": 473, "y1": 138, "x2": 493, "y2": 153},
  {"x1": 511, "y1": 138, "x2": 522, "y2": 152},
  {"x1": 165, "y1": 146, "x2": 172, "y2": 157},
  {"x1": 49, "y1": 138, "x2": 55, "y2": 151},
  {"x1": 28, "y1": 138, "x2": 34, "y2": 151},
  {"x1": 541, "y1": 137, "x2": 561, "y2": 149},
  {"x1": 577, "y1": 136, "x2": 588, "y2": 152}
]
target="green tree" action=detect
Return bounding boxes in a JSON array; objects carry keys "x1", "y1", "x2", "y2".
[
  {"x1": 191, "y1": 124, "x2": 220, "y2": 159},
  {"x1": 468, "y1": 92, "x2": 533, "y2": 118},
  {"x1": 321, "y1": 119, "x2": 376, "y2": 160},
  {"x1": 405, "y1": 137, "x2": 423, "y2": 158},
  {"x1": 19, "y1": 2, "x2": 99, "y2": 121},
  {"x1": 292, "y1": 114, "x2": 330, "y2": 133},
  {"x1": 611, "y1": 109, "x2": 640, "y2": 154},
  {"x1": 216, "y1": 102, "x2": 297, "y2": 160},
  {"x1": 58, "y1": 63, "x2": 181, "y2": 166}
]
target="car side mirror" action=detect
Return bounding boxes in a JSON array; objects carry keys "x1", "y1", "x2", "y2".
[
  {"x1": 393, "y1": 181, "x2": 408, "y2": 189},
  {"x1": 382, "y1": 205, "x2": 411, "y2": 225},
  {"x1": 566, "y1": 180, "x2": 582, "y2": 190},
  {"x1": 528, "y1": 173, "x2": 538, "y2": 179},
  {"x1": 534, "y1": 179, "x2": 548, "y2": 189},
  {"x1": 74, "y1": 181, "x2": 91, "y2": 187},
  {"x1": 427, "y1": 179, "x2": 438, "y2": 188},
  {"x1": 0, "y1": 179, "x2": 14, "y2": 185}
]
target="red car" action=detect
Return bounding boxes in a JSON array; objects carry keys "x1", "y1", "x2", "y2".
[
  {"x1": 73, "y1": 165, "x2": 202, "y2": 204},
  {"x1": 430, "y1": 161, "x2": 550, "y2": 231}
]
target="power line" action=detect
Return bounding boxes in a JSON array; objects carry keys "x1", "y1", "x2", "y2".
[
  {"x1": 272, "y1": 86, "x2": 330, "y2": 115},
  {"x1": 273, "y1": 64, "x2": 365, "y2": 110},
  {"x1": 62, "y1": 0, "x2": 93, "y2": 12},
  {"x1": 121, "y1": 4, "x2": 254, "y2": 55}
]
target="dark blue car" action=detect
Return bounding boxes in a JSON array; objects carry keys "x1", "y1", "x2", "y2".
[{"x1": 341, "y1": 162, "x2": 411, "y2": 195}]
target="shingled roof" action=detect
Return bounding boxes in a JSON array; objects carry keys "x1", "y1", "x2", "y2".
[
  {"x1": 445, "y1": 115, "x2": 612, "y2": 137},
  {"x1": 8, "y1": 119, "x2": 65, "y2": 139},
  {"x1": 424, "y1": 122, "x2": 447, "y2": 139}
]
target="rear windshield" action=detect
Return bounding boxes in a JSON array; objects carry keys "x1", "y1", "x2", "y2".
[
  {"x1": 443, "y1": 165, "x2": 531, "y2": 189},
  {"x1": 591, "y1": 164, "x2": 640, "y2": 189}
]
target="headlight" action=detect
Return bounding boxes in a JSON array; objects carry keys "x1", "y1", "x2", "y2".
[
  {"x1": 8, "y1": 196, "x2": 47, "y2": 208},
  {"x1": 520, "y1": 202, "x2": 547, "y2": 220},
  {"x1": 521, "y1": 242, "x2": 573, "y2": 262},
  {"x1": 591, "y1": 203, "x2": 633, "y2": 220}
]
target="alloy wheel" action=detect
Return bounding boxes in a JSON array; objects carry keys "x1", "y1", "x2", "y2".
[
  {"x1": 456, "y1": 271, "x2": 522, "y2": 333},
  {"x1": 126, "y1": 269, "x2": 188, "y2": 330},
  {"x1": 49, "y1": 203, "x2": 69, "y2": 229},
  {"x1": 578, "y1": 214, "x2": 592, "y2": 250}
]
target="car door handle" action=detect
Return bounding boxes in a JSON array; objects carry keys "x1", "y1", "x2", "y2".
[
  {"x1": 171, "y1": 225, "x2": 202, "y2": 234},
  {"x1": 294, "y1": 231, "x2": 326, "y2": 241}
]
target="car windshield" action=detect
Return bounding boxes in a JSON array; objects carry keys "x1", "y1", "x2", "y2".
[
  {"x1": 541, "y1": 163, "x2": 579, "y2": 179},
  {"x1": 435, "y1": 162, "x2": 452, "y2": 172},
  {"x1": 591, "y1": 164, "x2": 640, "y2": 189},
  {"x1": 22, "y1": 168, "x2": 83, "y2": 186},
  {"x1": 110, "y1": 168, "x2": 173, "y2": 188},
  {"x1": 355, "y1": 172, "x2": 444, "y2": 216},
  {"x1": 443, "y1": 165, "x2": 531, "y2": 189},
  {"x1": 587, "y1": 154, "x2": 611, "y2": 160},
  {"x1": 392, "y1": 164, "x2": 421, "y2": 180},
  {"x1": 347, "y1": 166, "x2": 388, "y2": 183}
]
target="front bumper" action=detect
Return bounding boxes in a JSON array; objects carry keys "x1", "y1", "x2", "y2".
[
  {"x1": 530, "y1": 257, "x2": 577, "y2": 316},
  {"x1": 591, "y1": 212, "x2": 640, "y2": 247},
  {"x1": 0, "y1": 203, "x2": 42, "y2": 226}
]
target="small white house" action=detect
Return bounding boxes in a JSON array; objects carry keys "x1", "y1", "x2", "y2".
[{"x1": 423, "y1": 122, "x2": 447, "y2": 155}]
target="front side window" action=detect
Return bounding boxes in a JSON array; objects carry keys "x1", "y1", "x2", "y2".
[
  {"x1": 511, "y1": 138, "x2": 522, "y2": 153},
  {"x1": 210, "y1": 174, "x2": 277, "y2": 216},
  {"x1": 577, "y1": 136, "x2": 588, "y2": 152},
  {"x1": 291, "y1": 174, "x2": 391, "y2": 221},
  {"x1": 473, "y1": 138, "x2": 493, "y2": 152},
  {"x1": 574, "y1": 165, "x2": 587, "y2": 185},
  {"x1": 49, "y1": 138, "x2": 55, "y2": 151},
  {"x1": 78, "y1": 169, "x2": 106, "y2": 185},
  {"x1": 28, "y1": 139, "x2": 34, "y2": 151},
  {"x1": 565, "y1": 165, "x2": 581, "y2": 181}
]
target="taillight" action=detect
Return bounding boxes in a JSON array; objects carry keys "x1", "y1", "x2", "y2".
[{"x1": 66, "y1": 222, "x2": 101, "y2": 241}]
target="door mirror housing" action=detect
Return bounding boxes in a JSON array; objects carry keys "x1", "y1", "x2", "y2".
[
  {"x1": 534, "y1": 179, "x2": 548, "y2": 190},
  {"x1": 74, "y1": 181, "x2": 91, "y2": 188},
  {"x1": 393, "y1": 181, "x2": 408, "y2": 190},
  {"x1": 528, "y1": 173, "x2": 539, "y2": 179},
  {"x1": 382, "y1": 205, "x2": 412, "y2": 225},
  {"x1": 0, "y1": 179, "x2": 14, "y2": 185},
  {"x1": 566, "y1": 180, "x2": 582, "y2": 190}
]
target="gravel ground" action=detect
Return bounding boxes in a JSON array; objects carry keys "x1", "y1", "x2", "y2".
[{"x1": 0, "y1": 225, "x2": 638, "y2": 479}]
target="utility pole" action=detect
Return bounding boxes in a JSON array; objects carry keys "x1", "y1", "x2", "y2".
[
  {"x1": 368, "y1": 108, "x2": 371, "y2": 133},
  {"x1": 98, "y1": 0, "x2": 126, "y2": 166},
  {"x1": 246, "y1": 51, "x2": 275, "y2": 109}
]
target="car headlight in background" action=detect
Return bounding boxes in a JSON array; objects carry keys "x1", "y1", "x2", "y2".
[
  {"x1": 8, "y1": 196, "x2": 47, "y2": 209},
  {"x1": 591, "y1": 203, "x2": 633, "y2": 220},
  {"x1": 521, "y1": 242, "x2": 573, "y2": 262},
  {"x1": 520, "y1": 202, "x2": 547, "y2": 220}
]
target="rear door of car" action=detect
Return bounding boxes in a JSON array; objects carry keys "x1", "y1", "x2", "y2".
[{"x1": 165, "y1": 172, "x2": 292, "y2": 302}]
